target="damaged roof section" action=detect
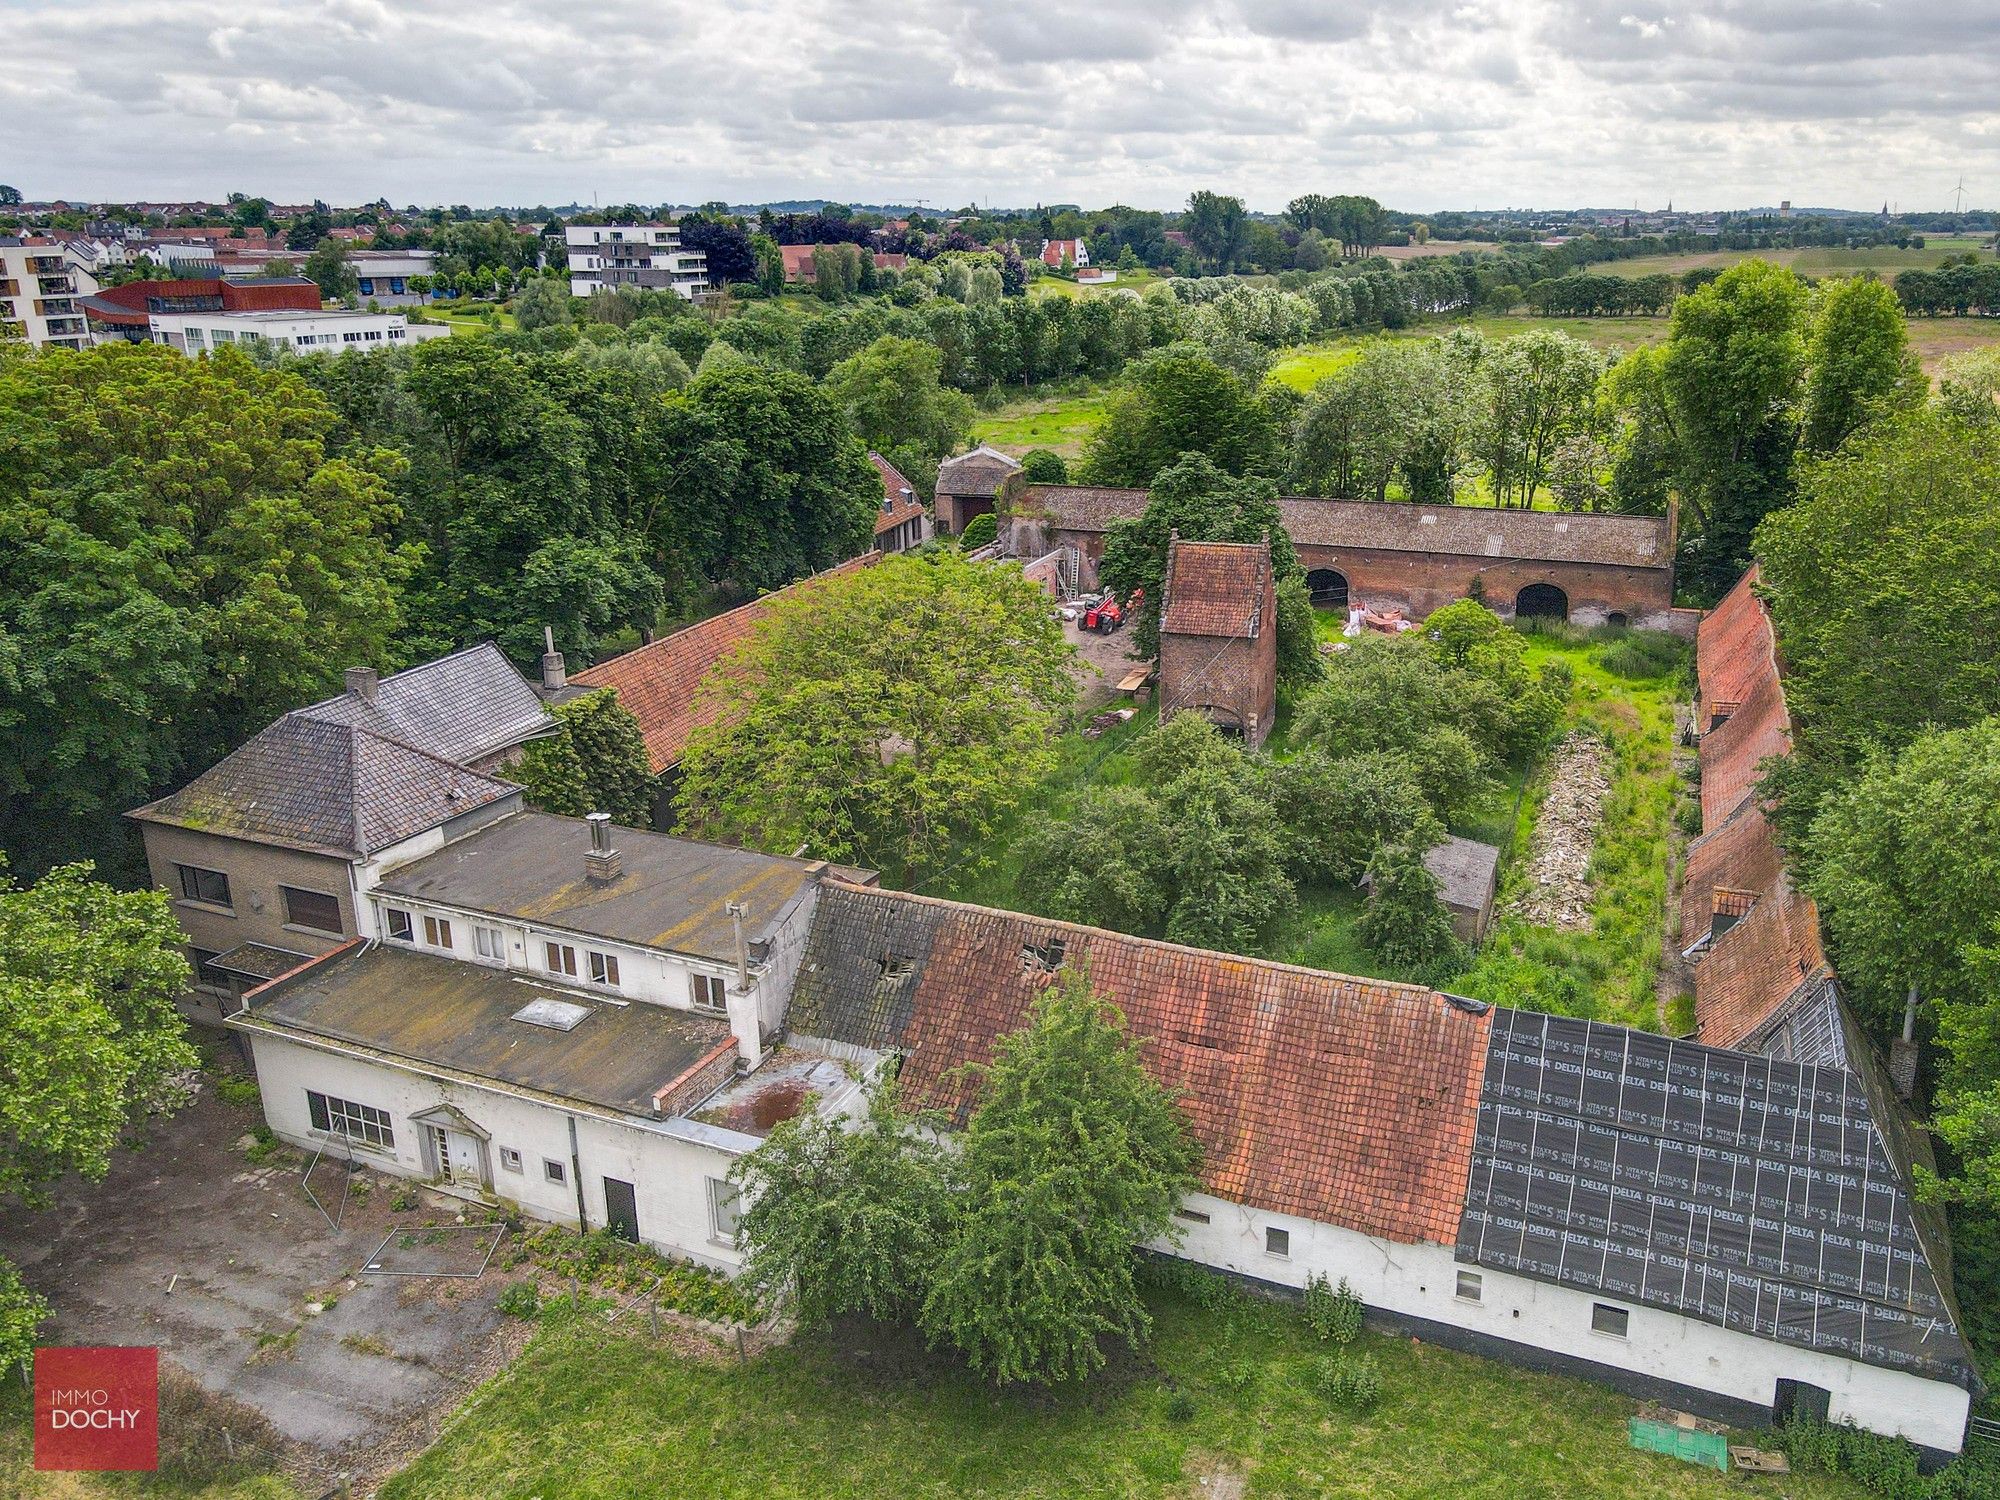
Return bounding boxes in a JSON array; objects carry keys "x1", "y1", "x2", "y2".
[
  {"x1": 788, "y1": 883, "x2": 1494, "y2": 1247},
  {"x1": 374, "y1": 810, "x2": 872, "y2": 964}
]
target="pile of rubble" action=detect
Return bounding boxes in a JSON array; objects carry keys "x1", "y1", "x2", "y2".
[{"x1": 1508, "y1": 730, "x2": 1611, "y2": 932}]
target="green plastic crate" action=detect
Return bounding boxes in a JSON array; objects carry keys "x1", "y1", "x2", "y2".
[{"x1": 1628, "y1": 1416, "x2": 1731, "y2": 1472}]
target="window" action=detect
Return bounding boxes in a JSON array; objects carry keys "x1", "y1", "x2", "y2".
[
  {"x1": 1456, "y1": 1270, "x2": 1483, "y2": 1303},
  {"x1": 546, "y1": 942, "x2": 578, "y2": 977},
  {"x1": 475, "y1": 925, "x2": 505, "y2": 961},
  {"x1": 708, "y1": 1177, "x2": 741, "y2": 1243},
  {"x1": 281, "y1": 885, "x2": 343, "y2": 935},
  {"x1": 1591, "y1": 1302, "x2": 1629, "y2": 1339},
  {"x1": 423, "y1": 914, "x2": 453, "y2": 950},
  {"x1": 499, "y1": 1147, "x2": 523, "y2": 1173},
  {"x1": 1265, "y1": 1226, "x2": 1290, "y2": 1257},
  {"x1": 385, "y1": 907, "x2": 413, "y2": 942},
  {"x1": 544, "y1": 1158, "x2": 568, "y2": 1185},
  {"x1": 691, "y1": 973, "x2": 726, "y2": 1011},
  {"x1": 189, "y1": 947, "x2": 230, "y2": 991},
  {"x1": 589, "y1": 950, "x2": 621, "y2": 987},
  {"x1": 1175, "y1": 1207, "x2": 1212, "y2": 1225},
  {"x1": 175, "y1": 863, "x2": 232, "y2": 907},
  {"x1": 306, "y1": 1090, "x2": 394, "y2": 1150}
]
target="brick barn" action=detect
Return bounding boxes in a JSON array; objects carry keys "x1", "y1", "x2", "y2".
[
  {"x1": 933, "y1": 445, "x2": 1022, "y2": 536},
  {"x1": 1003, "y1": 486, "x2": 1692, "y2": 634},
  {"x1": 1157, "y1": 537, "x2": 1277, "y2": 749}
]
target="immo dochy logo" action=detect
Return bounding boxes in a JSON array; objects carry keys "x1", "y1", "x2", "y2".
[{"x1": 34, "y1": 1346, "x2": 160, "y2": 1471}]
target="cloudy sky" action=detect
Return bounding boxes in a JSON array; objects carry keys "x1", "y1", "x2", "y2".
[{"x1": 7, "y1": 0, "x2": 1997, "y2": 212}]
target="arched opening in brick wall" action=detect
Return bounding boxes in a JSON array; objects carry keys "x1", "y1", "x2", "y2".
[
  {"x1": 1306, "y1": 568, "x2": 1349, "y2": 609},
  {"x1": 1515, "y1": 582, "x2": 1569, "y2": 622}
]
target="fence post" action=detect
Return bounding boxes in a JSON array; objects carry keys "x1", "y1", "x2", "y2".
[{"x1": 223, "y1": 1427, "x2": 235, "y2": 1461}]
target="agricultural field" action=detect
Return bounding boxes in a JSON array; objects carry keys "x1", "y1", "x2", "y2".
[
  {"x1": 375, "y1": 1280, "x2": 1874, "y2": 1500},
  {"x1": 1594, "y1": 237, "x2": 1995, "y2": 282},
  {"x1": 1031, "y1": 268, "x2": 1165, "y2": 298}
]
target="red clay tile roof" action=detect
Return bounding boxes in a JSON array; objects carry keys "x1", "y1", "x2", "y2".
[
  {"x1": 1694, "y1": 870, "x2": 1831, "y2": 1051},
  {"x1": 1696, "y1": 565, "x2": 1775, "y2": 728},
  {"x1": 788, "y1": 885, "x2": 1493, "y2": 1246},
  {"x1": 869, "y1": 453, "x2": 925, "y2": 537},
  {"x1": 1697, "y1": 665, "x2": 1790, "y2": 827},
  {"x1": 571, "y1": 555, "x2": 880, "y2": 774},
  {"x1": 1679, "y1": 799, "x2": 1788, "y2": 952},
  {"x1": 1162, "y1": 539, "x2": 1268, "y2": 639}
]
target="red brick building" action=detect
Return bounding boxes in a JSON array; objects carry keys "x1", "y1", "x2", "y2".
[
  {"x1": 868, "y1": 452, "x2": 931, "y2": 554},
  {"x1": 1158, "y1": 537, "x2": 1277, "y2": 749},
  {"x1": 1003, "y1": 485, "x2": 1693, "y2": 634}
]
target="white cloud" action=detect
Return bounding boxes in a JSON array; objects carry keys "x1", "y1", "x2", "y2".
[{"x1": 5, "y1": 0, "x2": 1998, "y2": 210}]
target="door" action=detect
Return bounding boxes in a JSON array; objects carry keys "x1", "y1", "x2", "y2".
[
  {"x1": 1773, "y1": 1378, "x2": 1830, "y2": 1426},
  {"x1": 603, "y1": 1176, "x2": 640, "y2": 1243},
  {"x1": 430, "y1": 1125, "x2": 484, "y2": 1187}
]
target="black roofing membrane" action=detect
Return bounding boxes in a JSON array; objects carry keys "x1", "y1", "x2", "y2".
[{"x1": 1457, "y1": 1008, "x2": 1974, "y2": 1388}]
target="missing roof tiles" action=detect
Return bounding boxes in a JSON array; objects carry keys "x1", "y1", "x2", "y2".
[{"x1": 1021, "y1": 937, "x2": 1067, "y2": 973}]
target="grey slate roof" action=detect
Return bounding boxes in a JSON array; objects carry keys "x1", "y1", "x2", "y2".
[
  {"x1": 373, "y1": 810, "x2": 872, "y2": 962},
  {"x1": 936, "y1": 444, "x2": 1021, "y2": 497},
  {"x1": 129, "y1": 715, "x2": 520, "y2": 858},
  {"x1": 298, "y1": 643, "x2": 551, "y2": 765},
  {"x1": 1021, "y1": 485, "x2": 1671, "y2": 571}
]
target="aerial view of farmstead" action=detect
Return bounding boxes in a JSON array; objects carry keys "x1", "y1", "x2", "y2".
[{"x1": 6, "y1": 5, "x2": 2000, "y2": 1497}]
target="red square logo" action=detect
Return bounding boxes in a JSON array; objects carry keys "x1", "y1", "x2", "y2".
[{"x1": 34, "y1": 1346, "x2": 159, "y2": 1471}]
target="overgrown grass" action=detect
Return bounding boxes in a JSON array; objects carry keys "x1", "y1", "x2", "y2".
[
  {"x1": 970, "y1": 387, "x2": 1113, "y2": 459},
  {"x1": 377, "y1": 1278, "x2": 1873, "y2": 1500},
  {"x1": 1447, "y1": 626, "x2": 1689, "y2": 1028}
]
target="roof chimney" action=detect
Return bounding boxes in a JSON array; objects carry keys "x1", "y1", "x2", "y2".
[
  {"x1": 345, "y1": 666, "x2": 379, "y2": 704},
  {"x1": 541, "y1": 625, "x2": 567, "y2": 693},
  {"x1": 726, "y1": 900, "x2": 750, "y2": 989},
  {"x1": 583, "y1": 811, "x2": 622, "y2": 883}
]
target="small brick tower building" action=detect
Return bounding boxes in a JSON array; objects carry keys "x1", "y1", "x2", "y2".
[{"x1": 1157, "y1": 536, "x2": 1278, "y2": 749}]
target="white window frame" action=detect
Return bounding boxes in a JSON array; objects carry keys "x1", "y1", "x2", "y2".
[
  {"x1": 707, "y1": 1176, "x2": 741, "y2": 1245},
  {"x1": 423, "y1": 914, "x2": 453, "y2": 950},
  {"x1": 544, "y1": 1157, "x2": 567, "y2": 1185},
  {"x1": 307, "y1": 1090, "x2": 394, "y2": 1151},
  {"x1": 546, "y1": 941, "x2": 578, "y2": 977},
  {"x1": 1264, "y1": 1226, "x2": 1290, "y2": 1258},
  {"x1": 474, "y1": 925, "x2": 505, "y2": 961},
  {"x1": 589, "y1": 950, "x2": 621, "y2": 987},
  {"x1": 1456, "y1": 1270, "x2": 1483, "y2": 1303},
  {"x1": 1590, "y1": 1302, "x2": 1629, "y2": 1339},
  {"x1": 690, "y1": 972, "x2": 726, "y2": 1011},
  {"x1": 384, "y1": 906, "x2": 413, "y2": 941},
  {"x1": 499, "y1": 1147, "x2": 523, "y2": 1174}
]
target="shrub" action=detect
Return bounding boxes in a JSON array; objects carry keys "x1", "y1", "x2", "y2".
[
  {"x1": 1164, "y1": 1388, "x2": 1197, "y2": 1424},
  {"x1": 1137, "y1": 1253, "x2": 1234, "y2": 1311},
  {"x1": 497, "y1": 1281, "x2": 541, "y2": 1320},
  {"x1": 212, "y1": 1072, "x2": 261, "y2": 1109},
  {"x1": 1312, "y1": 1353, "x2": 1382, "y2": 1412},
  {"x1": 1020, "y1": 449, "x2": 1070, "y2": 484},
  {"x1": 1773, "y1": 1418, "x2": 1999, "y2": 1499},
  {"x1": 1214, "y1": 1359, "x2": 1258, "y2": 1396},
  {"x1": 388, "y1": 1184, "x2": 419, "y2": 1212},
  {"x1": 958, "y1": 512, "x2": 998, "y2": 549},
  {"x1": 1305, "y1": 1273, "x2": 1363, "y2": 1343},
  {"x1": 1597, "y1": 632, "x2": 1688, "y2": 682}
]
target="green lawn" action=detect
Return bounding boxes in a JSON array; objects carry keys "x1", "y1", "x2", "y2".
[
  {"x1": 970, "y1": 388, "x2": 1113, "y2": 459},
  {"x1": 1031, "y1": 269, "x2": 1164, "y2": 299},
  {"x1": 378, "y1": 1283, "x2": 1872, "y2": 1500}
]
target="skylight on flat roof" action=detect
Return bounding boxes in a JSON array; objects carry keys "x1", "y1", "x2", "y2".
[{"x1": 512, "y1": 997, "x2": 592, "y2": 1032}]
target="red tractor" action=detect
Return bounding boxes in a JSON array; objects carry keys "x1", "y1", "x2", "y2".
[{"x1": 1084, "y1": 592, "x2": 1125, "y2": 633}]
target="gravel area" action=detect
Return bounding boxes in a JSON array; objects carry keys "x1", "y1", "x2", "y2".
[{"x1": 1508, "y1": 730, "x2": 1611, "y2": 932}]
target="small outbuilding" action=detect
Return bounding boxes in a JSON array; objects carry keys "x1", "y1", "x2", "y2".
[
  {"x1": 1424, "y1": 835, "x2": 1501, "y2": 944},
  {"x1": 1157, "y1": 536, "x2": 1277, "y2": 749},
  {"x1": 934, "y1": 445, "x2": 1021, "y2": 537}
]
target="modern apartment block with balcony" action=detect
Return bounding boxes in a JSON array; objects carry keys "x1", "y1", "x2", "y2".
[
  {"x1": 0, "y1": 238, "x2": 101, "y2": 348},
  {"x1": 564, "y1": 223, "x2": 709, "y2": 299}
]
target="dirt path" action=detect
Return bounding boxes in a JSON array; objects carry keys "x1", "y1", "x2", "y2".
[{"x1": 1507, "y1": 730, "x2": 1611, "y2": 931}]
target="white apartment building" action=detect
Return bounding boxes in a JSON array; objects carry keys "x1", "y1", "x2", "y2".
[
  {"x1": 0, "y1": 238, "x2": 100, "y2": 349},
  {"x1": 564, "y1": 223, "x2": 708, "y2": 299},
  {"x1": 149, "y1": 307, "x2": 450, "y2": 356}
]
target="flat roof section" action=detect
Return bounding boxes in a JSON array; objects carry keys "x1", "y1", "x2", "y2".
[
  {"x1": 237, "y1": 943, "x2": 734, "y2": 1118},
  {"x1": 375, "y1": 810, "x2": 870, "y2": 963}
]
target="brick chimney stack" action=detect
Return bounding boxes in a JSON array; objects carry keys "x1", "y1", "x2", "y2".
[
  {"x1": 584, "y1": 811, "x2": 622, "y2": 883},
  {"x1": 344, "y1": 666, "x2": 379, "y2": 704}
]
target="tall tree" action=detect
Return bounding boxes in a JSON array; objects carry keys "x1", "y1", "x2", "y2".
[
  {"x1": 920, "y1": 966, "x2": 1202, "y2": 1384},
  {"x1": 1473, "y1": 329, "x2": 1605, "y2": 507},
  {"x1": 0, "y1": 862, "x2": 197, "y2": 1371},
  {"x1": 1182, "y1": 191, "x2": 1247, "y2": 274},
  {"x1": 1079, "y1": 345, "x2": 1278, "y2": 486},
  {"x1": 0, "y1": 345, "x2": 412, "y2": 876},
  {"x1": 677, "y1": 552, "x2": 1075, "y2": 875},
  {"x1": 1661, "y1": 260, "x2": 1810, "y2": 597},
  {"x1": 511, "y1": 687, "x2": 655, "y2": 827},
  {"x1": 1801, "y1": 276, "x2": 1923, "y2": 455},
  {"x1": 301, "y1": 237, "x2": 356, "y2": 300},
  {"x1": 822, "y1": 335, "x2": 974, "y2": 488}
]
